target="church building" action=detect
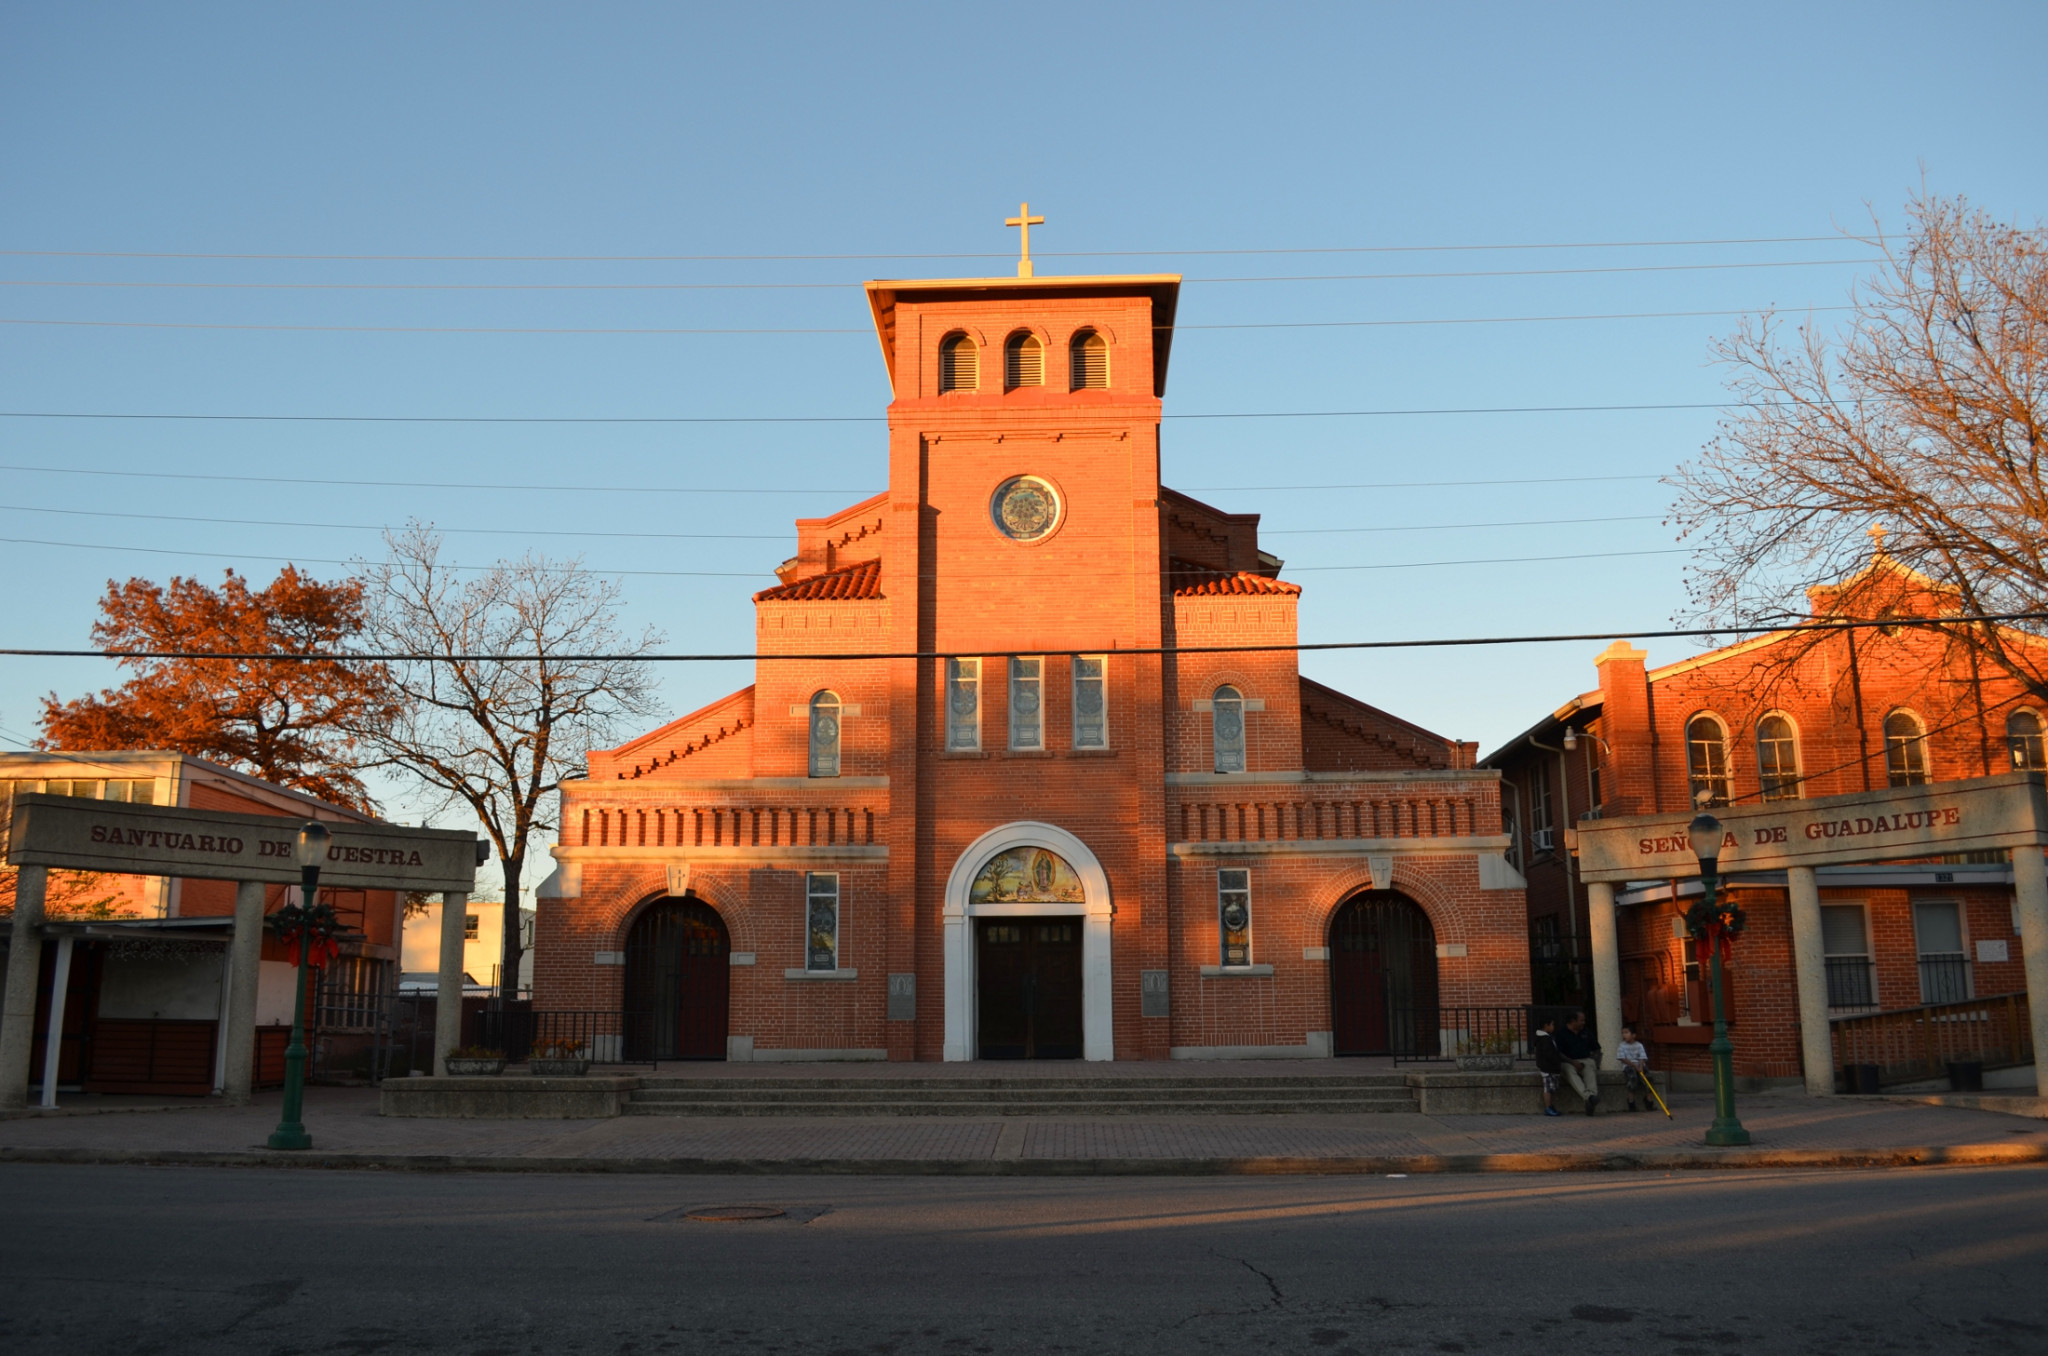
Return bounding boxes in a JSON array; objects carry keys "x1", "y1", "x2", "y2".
[{"x1": 535, "y1": 240, "x2": 1532, "y2": 1062}]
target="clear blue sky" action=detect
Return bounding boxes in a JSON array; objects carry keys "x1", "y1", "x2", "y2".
[{"x1": 4, "y1": 3, "x2": 2044, "y2": 837}]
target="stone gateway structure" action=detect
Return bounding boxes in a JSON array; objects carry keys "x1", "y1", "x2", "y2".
[{"x1": 536, "y1": 265, "x2": 1532, "y2": 1063}]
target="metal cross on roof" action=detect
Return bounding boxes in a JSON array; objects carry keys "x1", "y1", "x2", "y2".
[{"x1": 1005, "y1": 202, "x2": 1045, "y2": 278}]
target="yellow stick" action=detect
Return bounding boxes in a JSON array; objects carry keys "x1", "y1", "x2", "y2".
[{"x1": 1641, "y1": 1070, "x2": 1673, "y2": 1119}]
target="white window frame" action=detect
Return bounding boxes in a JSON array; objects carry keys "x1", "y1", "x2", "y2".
[
  {"x1": 1884, "y1": 709, "x2": 1931, "y2": 787},
  {"x1": 1071, "y1": 654, "x2": 1108, "y2": 749},
  {"x1": 806, "y1": 872, "x2": 840, "y2": 972},
  {"x1": 1217, "y1": 868, "x2": 1253, "y2": 967},
  {"x1": 1009, "y1": 656, "x2": 1044, "y2": 751},
  {"x1": 1756, "y1": 712, "x2": 1801, "y2": 802},
  {"x1": 946, "y1": 658, "x2": 981, "y2": 751}
]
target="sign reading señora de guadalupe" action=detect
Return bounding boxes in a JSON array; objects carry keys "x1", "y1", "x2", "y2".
[
  {"x1": 1572, "y1": 770, "x2": 2048, "y2": 884},
  {"x1": 5, "y1": 793, "x2": 480, "y2": 893}
]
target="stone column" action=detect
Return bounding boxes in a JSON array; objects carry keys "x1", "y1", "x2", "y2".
[
  {"x1": 221, "y1": 880, "x2": 266, "y2": 1106},
  {"x1": 1587, "y1": 879, "x2": 1624, "y2": 1071},
  {"x1": 0, "y1": 865, "x2": 49, "y2": 1113},
  {"x1": 39, "y1": 935, "x2": 73, "y2": 1109},
  {"x1": 434, "y1": 891, "x2": 468, "y2": 1075},
  {"x1": 2012, "y1": 847, "x2": 2048, "y2": 1099},
  {"x1": 1786, "y1": 866, "x2": 1835, "y2": 1096}
]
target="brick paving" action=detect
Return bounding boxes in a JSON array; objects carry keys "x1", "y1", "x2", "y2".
[{"x1": 3, "y1": 1085, "x2": 2043, "y2": 1166}]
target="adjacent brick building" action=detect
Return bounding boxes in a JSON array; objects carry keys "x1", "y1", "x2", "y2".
[
  {"x1": 1484, "y1": 555, "x2": 2039, "y2": 1085},
  {"x1": 536, "y1": 268, "x2": 1532, "y2": 1063}
]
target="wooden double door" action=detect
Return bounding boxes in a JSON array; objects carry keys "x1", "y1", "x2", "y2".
[
  {"x1": 976, "y1": 917, "x2": 1083, "y2": 1060},
  {"x1": 1330, "y1": 892, "x2": 1439, "y2": 1056},
  {"x1": 623, "y1": 897, "x2": 730, "y2": 1061}
]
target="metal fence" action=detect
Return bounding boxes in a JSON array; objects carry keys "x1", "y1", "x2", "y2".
[
  {"x1": 468, "y1": 1008, "x2": 661, "y2": 1068},
  {"x1": 1825, "y1": 956, "x2": 1879, "y2": 1011},
  {"x1": 1390, "y1": 1006, "x2": 1536, "y2": 1064},
  {"x1": 1917, "y1": 954, "x2": 1973, "y2": 1005},
  {"x1": 1830, "y1": 989, "x2": 2031, "y2": 1087}
]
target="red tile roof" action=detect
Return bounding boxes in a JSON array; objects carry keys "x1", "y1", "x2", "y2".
[
  {"x1": 754, "y1": 558, "x2": 883, "y2": 603},
  {"x1": 1170, "y1": 562, "x2": 1301, "y2": 597}
]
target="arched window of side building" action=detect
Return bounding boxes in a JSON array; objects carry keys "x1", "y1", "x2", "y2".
[
  {"x1": 1757, "y1": 714, "x2": 1802, "y2": 801},
  {"x1": 1070, "y1": 329, "x2": 1108, "y2": 389},
  {"x1": 1212, "y1": 685, "x2": 1246, "y2": 773},
  {"x1": 1884, "y1": 710, "x2": 1930, "y2": 786},
  {"x1": 2008, "y1": 710, "x2": 2045, "y2": 769},
  {"x1": 1686, "y1": 715, "x2": 1731, "y2": 808},
  {"x1": 809, "y1": 691, "x2": 842, "y2": 778},
  {"x1": 939, "y1": 332, "x2": 978, "y2": 392},
  {"x1": 1004, "y1": 331, "x2": 1043, "y2": 389}
]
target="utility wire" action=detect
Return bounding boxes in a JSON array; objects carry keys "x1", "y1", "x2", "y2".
[
  {"x1": 0, "y1": 462, "x2": 1667, "y2": 493},
  {"x1": 0, "y1": 534, "x2": 1685, "y2": 578},
  {"x1": 0, "y1": 503, "x2": 1663, "y2": 539},
  {"x1": 6, "y1": 614, "x2": 2043, "y2": 665},
  {"x1": 0, "y1": 401, "x2": 1778, "y2": 426},
  {"x1": 0, "y1": 304, "x2": 1856, "y2": 337},
  {"x1": 0, "y1": 258, "x2": 1879, "y2": 290},
  {"x1": 0, "y1": 234, "x2": 1855, "y2": 263}
]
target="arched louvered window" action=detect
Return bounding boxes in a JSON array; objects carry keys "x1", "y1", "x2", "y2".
[
  {"x1": 1070, "y1": 329, "x2": 1108, "y2": 389},
  {"x1": 2008, "y1": 710, "x2": 2045, "y2": 769},
  {"x1": 939, "y1": 333, "x2": 978, "y2": 393},
  {"x1": 1884, "y1": 710, "x2": 1929, "y2": 786},
  {"x1": 1004, "y1": 331, "x2": 1044, "y2": 389},
  {"x1": 809, "y1": 691, "x2": 841, "y2": 778},
  {"x1": 1756, "y1": 714, "x2": 1801, "y2": 801},
  {"x1": 1686, "y1": 715, "x2": 1730, "y2": 808},
  {"x1": 1212, "y1": 685, "x2": 1246, "y2": 774}
]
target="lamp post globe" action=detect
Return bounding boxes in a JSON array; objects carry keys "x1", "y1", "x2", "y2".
[
  {"x1": 1686, "y1": 811, "x2": 1751, "y2": 1147},
  {"x1": 267, "y1": 820, "x2": 330, "y2": 1151}
]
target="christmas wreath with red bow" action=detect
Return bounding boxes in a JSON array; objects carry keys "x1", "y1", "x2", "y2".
[
  {"x1": 273, "y1": 899, "x2": 343, "y2": 969},
  {"x1": 1685, "y1": 894, "x2": 1747, "y2": 969}
]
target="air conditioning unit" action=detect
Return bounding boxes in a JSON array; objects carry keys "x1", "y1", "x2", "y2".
[{"x1": 1532, "y1": 828, "x2": 1555, "y2": 852}]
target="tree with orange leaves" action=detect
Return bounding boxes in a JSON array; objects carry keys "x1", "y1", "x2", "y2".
[{"x1": 38, "y1": 567, "x2": 391, "y2": 812}]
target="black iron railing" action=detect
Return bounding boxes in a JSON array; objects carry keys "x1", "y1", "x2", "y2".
[
  {"x1": 1390, "y1": 1006, "x2": 1535, "y2": 1064},
  {"x1": 1825, "y1": 956, "x2": 1879, "y2": 1011},
  {"x1": 468, "y1": 1008, "x2": 661, "y2": 1068},
  {"x1": 1917, "y1": 954, "x2": 1972, "y2": 1005}
]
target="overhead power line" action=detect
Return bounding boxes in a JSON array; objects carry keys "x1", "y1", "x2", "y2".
[
  {"x1": 0, "y1": 534, "x2": 1685, "y2": 579},
  {"x1": 5, "y1": 613, "x2": 2042, "y2": 665},
  {"x1": 0, "y1": 462, "x2": 1667, "y2": 494},
  {"x1": 0, "y1": 234, "x2": 1854, "y2": 263},
  {"x1": 0, "y1": 503, "x2": 1662, "y2": 539},
  {"x1": 0, "y1": 258, "x2": 1878, "y2": 291},
  {"x1": 0, "y1": 401, "x2": 1770, "y2": 426},
  {"x1": 0, "y1": 305, "x2": 1856, "y2": 337}
]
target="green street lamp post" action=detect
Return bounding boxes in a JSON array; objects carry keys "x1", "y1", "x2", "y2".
[
  {"x1": 1686, "y1": 812, "x2": 1751, "y2": 1147},
  {"x1": 267, "y1": 820, "x2": 330, "y2": 1152}
]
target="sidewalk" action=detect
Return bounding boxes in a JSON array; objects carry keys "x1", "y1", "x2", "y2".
[{"x1": 5, "y1": 1084, "x2": 2046, "y2": 1175}]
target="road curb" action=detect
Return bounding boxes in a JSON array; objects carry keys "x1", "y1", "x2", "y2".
[{"x1": 4, "y1": 1143, "x2": 2045, "y2": 1175}]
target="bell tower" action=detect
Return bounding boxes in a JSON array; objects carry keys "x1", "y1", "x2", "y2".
[{"x1": 863, "y1": 218, "x2": 1184, "y2": 1060}]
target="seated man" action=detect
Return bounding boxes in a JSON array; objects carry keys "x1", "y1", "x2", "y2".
[{"x1": 1556, "y1": 1010, "x2": 1602, "y2": 1114}]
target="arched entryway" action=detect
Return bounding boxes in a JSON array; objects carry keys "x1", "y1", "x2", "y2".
[
  {"x1": 622, "y1": 895, "x2": 729, "y2": 1060},
  {"x1": 1329, "y1": 892, "x2": 1439, "y2": 1056}
]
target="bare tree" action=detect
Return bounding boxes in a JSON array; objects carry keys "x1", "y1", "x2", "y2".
[
  {"x1": 1669, "y1": 192, "x2": 2048, "y2": 696},
  {"x1": 356, "y1": 524, "x2": 662, "y2": 995}
]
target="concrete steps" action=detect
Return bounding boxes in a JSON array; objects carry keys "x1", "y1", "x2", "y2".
[{"x1": 622, "y1": 1074, "x2": 1420, "y2": 1117}]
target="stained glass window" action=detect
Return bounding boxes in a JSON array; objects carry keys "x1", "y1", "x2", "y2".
[
  {"x1": 1010, "y1": 657, "x2": 1043, "y2": 750},
  {"x1": 1213, "y1": 686, "x2": 1246, "y2": 773},
  {"x1": 947, "y1": 658, "x2": 980, "y2": 750},
  {"x1": 806, "y1": 872, "x2": 839, "y2": 971},
  {"x1": 1073, "y1": 655, "x2": 1107, "y2": 749},
  {"x1": 809, "y1": 691, "x2": 841, "y2": 778},
  {"x1": 1218, "y1": 868, "x2": 1252, "y2": 966}
]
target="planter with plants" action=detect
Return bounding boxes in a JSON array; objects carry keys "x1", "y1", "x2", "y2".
[
  {"x1": 443, "y1": 1046, "x2": 508, "y2": 1076},
  {"x1": 526, "y1": 1037, "x2": 592, "y2": 1076},
  {"x1": 1454, "y1": 1030, "x2": 1518, "y2": 1072}
]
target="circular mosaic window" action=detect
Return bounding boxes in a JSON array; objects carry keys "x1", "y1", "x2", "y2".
[{"x1": 990, "y1": 476, "x2": 1062, "y2": 542}]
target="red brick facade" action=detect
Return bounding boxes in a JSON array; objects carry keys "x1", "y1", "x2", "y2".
[
  {"x1": 1487, "y1": 559, "x2": 2041, "y2": 1083},
  {"x1": 537, "y1": 271, "x2": 1532, "y2": 1062}
]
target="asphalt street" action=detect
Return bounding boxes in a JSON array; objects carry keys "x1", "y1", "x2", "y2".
[{"x1": 2, "y1": 1164, "x2": 2044, "y2": 1355}]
